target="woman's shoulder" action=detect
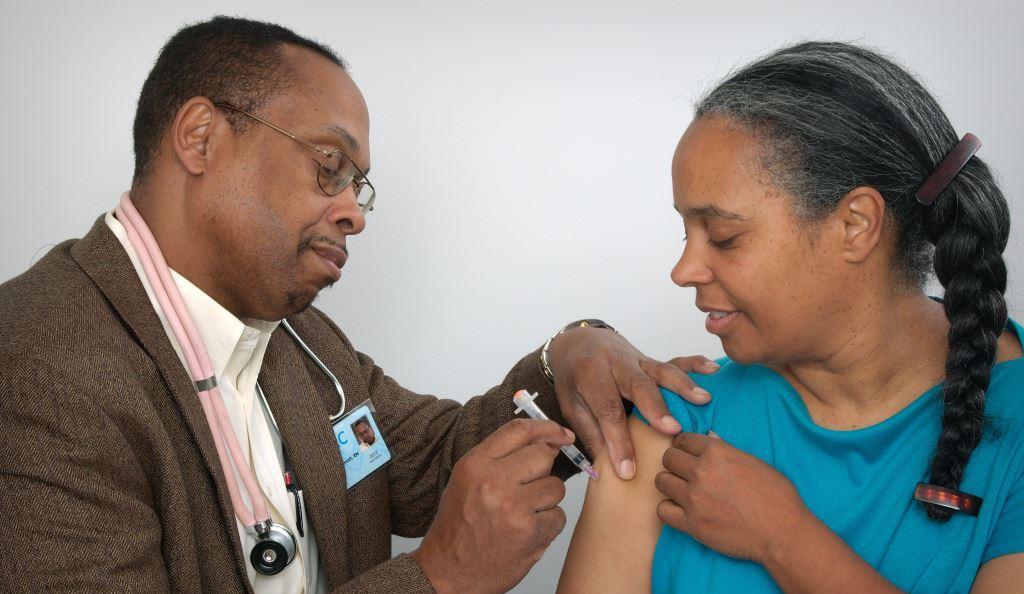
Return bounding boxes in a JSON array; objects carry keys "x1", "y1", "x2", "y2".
[
  {"x1": 984, "y1": 361, "x2": 1024, "y2": 427},
  {"x1": 653, "y1": 358, "x2": 786, "y2": 434},
  {"x1": 986, "y1": 316, "x2": 1024, "y2": 419}
]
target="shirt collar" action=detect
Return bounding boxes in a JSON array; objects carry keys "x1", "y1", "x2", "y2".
[{"x1": 104, "y1": 206, "x2": 279, "y2": 383}]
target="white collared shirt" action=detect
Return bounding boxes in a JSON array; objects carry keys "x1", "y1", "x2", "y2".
[{"x1": 106, "y1": 210, "x2": 327, "y2": 594}]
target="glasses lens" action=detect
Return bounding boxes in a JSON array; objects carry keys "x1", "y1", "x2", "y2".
[
  {"x1": 357, "y1": 183, "x2": 375, "y2": 213},
  {"x1": 318, "y1": 151, "x2": 358, "y2": 195}
]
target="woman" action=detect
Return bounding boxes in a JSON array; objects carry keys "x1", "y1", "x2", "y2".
[{"x1": 558, "y1": 42, "x2": 1023, "y2": 593}]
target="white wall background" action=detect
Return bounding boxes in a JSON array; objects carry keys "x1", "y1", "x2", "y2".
[{"x1": 2, "y1": 1, "x2": 1021, "y2": 592}]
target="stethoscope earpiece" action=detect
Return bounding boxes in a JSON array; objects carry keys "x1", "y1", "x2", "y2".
[{"x1": 250, "y1": 521, "x2": 297, "y2": 575}]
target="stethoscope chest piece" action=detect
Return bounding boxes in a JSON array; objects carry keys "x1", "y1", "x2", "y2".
[{"x1": 250, "y1": 520, "x2": 297, "y2": 575}]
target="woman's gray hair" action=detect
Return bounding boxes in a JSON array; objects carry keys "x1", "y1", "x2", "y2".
[{"x1": 695, "y1": 41, "x2": 1010, "y2": 521}]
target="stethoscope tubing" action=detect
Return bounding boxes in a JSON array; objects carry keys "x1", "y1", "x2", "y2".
[
  {"x1": 116, "y1": 193, "x2": 269, "y2": 528},
  {"x1": 280, "y1": 319, "x2": 347, "y2": 422}
]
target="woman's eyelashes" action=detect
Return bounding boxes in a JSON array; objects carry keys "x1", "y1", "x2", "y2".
[
  {"x1": 708, "y1": 235, "x2": 739, "y2": 249},
  {"x1": 681, "y1": 232, "x2": 740, "y2": 249}
]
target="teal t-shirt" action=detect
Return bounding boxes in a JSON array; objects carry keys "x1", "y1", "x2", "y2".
[{"x1": 646, "y1": 319, "x2": 1024, "y2": 593}]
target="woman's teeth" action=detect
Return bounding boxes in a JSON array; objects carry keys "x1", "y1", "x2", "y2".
[{"x1": 709, "y1": 311, "x2": 732, "y2": 319}]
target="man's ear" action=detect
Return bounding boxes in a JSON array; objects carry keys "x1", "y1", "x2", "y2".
[
  {"x1": 837, "y1": 186, "x2": 887, "y2": 264},
  {"x1": 170, "y1": 97, "x2": 217, "y2": 176}
]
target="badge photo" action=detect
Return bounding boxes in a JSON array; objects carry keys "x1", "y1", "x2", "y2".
[{"x1": 332, "y1": 400, "x2": 391, "y2": 489}]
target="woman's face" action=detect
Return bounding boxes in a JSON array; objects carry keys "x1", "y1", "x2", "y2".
[{"x1": 670, "y1": 117, "x2": 852, "y2": 365}]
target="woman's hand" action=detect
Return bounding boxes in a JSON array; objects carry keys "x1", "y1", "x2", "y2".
[{"x1": 655, "y1": 431, "x2": 812, "y2": 564}]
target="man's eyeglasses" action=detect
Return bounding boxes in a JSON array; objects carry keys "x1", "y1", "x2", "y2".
[{"x1": 214, "y1": 102, "x2": 375, "y2": 213}]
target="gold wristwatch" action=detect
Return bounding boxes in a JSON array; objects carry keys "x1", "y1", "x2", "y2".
[{"x1": 539, "y1": 319, "x2": 616, "y2": 383}]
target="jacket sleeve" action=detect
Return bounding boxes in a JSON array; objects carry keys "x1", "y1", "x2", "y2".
[
  {"x1": 329, "y1": 553, "x2": 434, "y2": 593},
  {"x1": 0, "y1": 357, "x2": 172, "y2": 593},
  {"x1": 313, "y1": 310, "x2": 579, "y2": 539}
]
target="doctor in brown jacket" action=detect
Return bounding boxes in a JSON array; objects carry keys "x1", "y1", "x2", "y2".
[{"x1": 0, "y1": 16, "x2": 715, "y2": 594}]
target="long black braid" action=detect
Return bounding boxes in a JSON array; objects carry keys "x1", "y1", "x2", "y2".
[{"x1": 922, "y1": 158, "x2": 1009, "y2": 519}]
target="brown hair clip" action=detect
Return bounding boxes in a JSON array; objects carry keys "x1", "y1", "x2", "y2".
[
  {"x1": 915, "y1": 133, "x2": 982, "y2": 206},
  {"x1": 914, "y1": 483, "x2": 983, "y2": 516}
]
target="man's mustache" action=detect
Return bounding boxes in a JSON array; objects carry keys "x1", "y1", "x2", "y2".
[{"x1": 298, "y1": 235, "x2": 348, "y2": 256}]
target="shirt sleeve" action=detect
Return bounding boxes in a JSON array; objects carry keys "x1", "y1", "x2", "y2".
[
  {"x1": 982, "y1": 455, "x2": 1024, "y2": 564},
  {"x1": 633, "y1": 384, "x2": 716, "y2": 435}
]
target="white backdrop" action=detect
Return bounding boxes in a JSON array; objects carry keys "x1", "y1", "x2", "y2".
[{"x1": 2, "y1": 1, "x2": 1021, "y2": 591}]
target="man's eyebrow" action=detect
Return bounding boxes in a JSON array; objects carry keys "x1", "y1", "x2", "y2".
[
  {"x1": 322, "y1": 124, "x2": 370, "y2": 174},
  {"x1": 676, "y1": 204, "x2": 746, "y2": 221},
  {"x1": 323, "y1": 124, "x2": 360, "y2": 154}
]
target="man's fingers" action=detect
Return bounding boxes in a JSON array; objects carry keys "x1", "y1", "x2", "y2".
[
  {"x1": 595, "y1": 406, "x2": 636, "y2": 480},
  {"x1": 631, "y1": 360, "x2": 684, "y2": 435},
  {"x1": 561, "y1": 391, "x2": 605, "y2": 462},
  {"x1": 534, "y1": 505, "x2": 568, "y2": 547},
  {"x1": 557, "y1": 372, "x2": 605, "y2": 458},
  {"x1": 646, "y1": 358, "x2": 712, "y2": 407},
  {"x1": 521, "y1": 475, "x2": 567, "y2": 512},
  {"x1": 481, "y1": 418, "x2": 575, "y2": 458},
  {"x1": 669, "y1": 355, "x2": 721, "y2": 375},
  {"x1": 572, "y1": 361, "x2": 637, "y2": 480},
  {"x1": 655, "y1": 357, "x2": 713, "y2": 406},
  {"x1": 501, "y1": 442, "x2": 561, "y2": 483}
]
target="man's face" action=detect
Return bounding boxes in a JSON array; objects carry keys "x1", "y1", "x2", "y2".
[
  {"x1": 354, "y1": 421, "x2": 375, "y2": 445},
  {"x1": 198, "y1": 45, "x2": 371, "y2": 321}
]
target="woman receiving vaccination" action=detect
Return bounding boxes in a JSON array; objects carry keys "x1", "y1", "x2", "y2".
[{"x1": 559, "y1": 42, "x2": 1024, "y2": 593}]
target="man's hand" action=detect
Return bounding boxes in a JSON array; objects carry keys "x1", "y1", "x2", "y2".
[
  {"x1": 411, "y1": 419, "x2": 574, "y2": 594},
  {"x1": 546, "y1": 326, "x2": 718, "y2": 479}
]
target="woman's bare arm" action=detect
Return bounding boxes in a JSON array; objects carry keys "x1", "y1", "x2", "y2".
[
  {"x1": 971, "y1": 554, "x2": 1024, "y2": 593},
  {"x1": 557, "y1": 416, "x2": 672, "y2": 593}
]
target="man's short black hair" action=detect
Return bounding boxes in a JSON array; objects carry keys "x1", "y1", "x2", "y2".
[{"x1": 132, "y1": 16, "x2": 346, "y2": 180}]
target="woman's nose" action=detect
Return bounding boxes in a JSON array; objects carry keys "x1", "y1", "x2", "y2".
[{"x1": 670, "y1": 242, "x2": 714, "y2": 287}]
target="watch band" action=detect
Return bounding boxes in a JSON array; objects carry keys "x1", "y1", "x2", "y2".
[{"x1": 539, "y1": 319, "x2": 616, "y2": 384}]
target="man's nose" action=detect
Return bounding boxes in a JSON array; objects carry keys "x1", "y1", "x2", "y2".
[
  {"x1": 326, "y1": 183, "x2": 367, "y2": 235},
  {"x1": 670, "y1": 242, "x2": 714, "y2": 287}
]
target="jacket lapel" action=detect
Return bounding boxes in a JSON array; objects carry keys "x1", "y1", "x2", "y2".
[
  {"x1": 259, "y1": 327, "x2": 353, "y2": 585},
  {"x1": 69, "y1": 217, "x2": 252, "y2": 585}
]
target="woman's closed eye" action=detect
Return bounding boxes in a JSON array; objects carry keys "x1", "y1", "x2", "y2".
[
  {"x1": 708, "y1": 234, "x2": 739, "y2": 249},
  {"x1": 681, "y1": 232, "x2": 740, "y2": 249}
]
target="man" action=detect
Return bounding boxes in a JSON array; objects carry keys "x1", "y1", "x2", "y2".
[
  {"x1": 0, "y1": 17, "x2": 713, "y2": 593},
  {"x1": 354, "y1": 419, "x2": 376, "y2": 450}
]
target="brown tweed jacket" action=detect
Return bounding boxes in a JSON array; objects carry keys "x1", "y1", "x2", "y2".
[{"x1": 0, "y1": 217, "x2": 572, "y2": 593}]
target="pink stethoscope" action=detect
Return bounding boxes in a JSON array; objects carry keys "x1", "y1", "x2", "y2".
[{"x1": 115, "y1": 193, "x2": 325, "y2": 575}]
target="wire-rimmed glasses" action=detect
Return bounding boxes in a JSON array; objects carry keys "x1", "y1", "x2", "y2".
[{"x1": 214, "y1": 102, "x2": 375, "y2": 213}]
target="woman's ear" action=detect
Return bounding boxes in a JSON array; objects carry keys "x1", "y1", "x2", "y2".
[
  {"x1": 170, "y1": 97, "x2": 216, "y2": 176},
  {"x1": 837, "y1": 186, "x2": 887, "y2": 264}
]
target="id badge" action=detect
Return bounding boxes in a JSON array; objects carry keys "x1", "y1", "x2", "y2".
[{"x1": 332, "y1": 399, "x2": 392, "y2": 489}]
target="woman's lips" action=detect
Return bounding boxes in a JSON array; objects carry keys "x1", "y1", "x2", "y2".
[{"x1": 704, "y1": 310, "x2": 741, "y2": 335}]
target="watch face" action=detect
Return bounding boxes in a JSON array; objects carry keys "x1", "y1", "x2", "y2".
[{"x1": 572, "y1": 319, "x2": 612, "y2": 331}]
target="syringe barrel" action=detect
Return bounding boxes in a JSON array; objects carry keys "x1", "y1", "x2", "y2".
[{"x1": 559, "y1": 444, "x2": 585, "y2": 464}]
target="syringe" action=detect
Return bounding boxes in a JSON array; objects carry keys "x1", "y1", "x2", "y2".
[{"x1": 513, "y1": 390, "x2": 599, "y2": 480}]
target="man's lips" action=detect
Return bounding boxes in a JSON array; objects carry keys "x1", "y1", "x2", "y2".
[{"x1": 311, "y1": 243, "x2": 348, "y2": 280}]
